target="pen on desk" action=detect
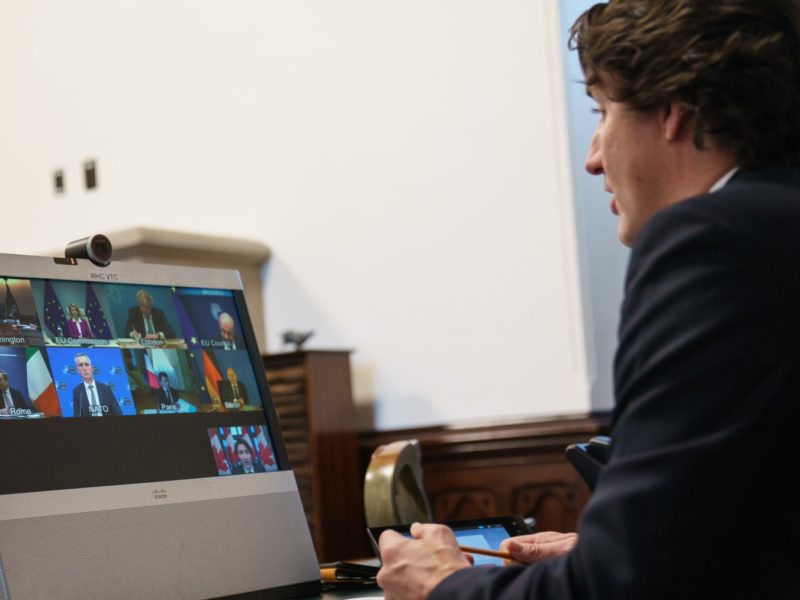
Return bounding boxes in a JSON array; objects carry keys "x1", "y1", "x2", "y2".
[{"x1": 458, "y1": 545, "x2": 512, "y2": 560}]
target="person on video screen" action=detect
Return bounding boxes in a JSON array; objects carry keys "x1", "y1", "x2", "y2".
[
  {"x1": 66, "y1": 303, "x2": 94, "y2": 339},
  {"x1": 153, "y1": 371, "x2": 180, "y2": 410},
  {"x1": 219, "y1": 367, "x2": 249, "y2": 408},
  {"x1": 125, "y1": 290, "x2": 175, "y2": 341},
  {"x1": 231, "y1": 438, "x2": 266, "y2": 474},
  {"x1": 71, "y1": 353, "x2": 122, "y2": 417},
  {"x1": 0, "y1": 369, "x2": 37, "y2": 416},
  {"x1": 217, "y1": 312, "x2": 242, "y2": 351}
]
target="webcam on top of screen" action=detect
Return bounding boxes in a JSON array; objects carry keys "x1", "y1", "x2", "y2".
[{"x1": 64, "y1": 234, "x2": 113, "y2": 267}]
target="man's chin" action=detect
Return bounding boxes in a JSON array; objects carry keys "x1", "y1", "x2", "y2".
[{"x1": 617, "y1": 222, "x2": 635, "y2": 248}]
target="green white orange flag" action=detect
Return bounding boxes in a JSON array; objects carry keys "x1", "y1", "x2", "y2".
[{"x1": 26, "y1": 347, "x2": 61, "y2": 417}]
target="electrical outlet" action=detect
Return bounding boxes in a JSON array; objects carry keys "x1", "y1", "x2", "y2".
[
  {"x1": 53, "y1": 170, "x2": 65, "y2": 194},
  {"x1": 84, "y1": 159, "x2": 97, "y2": 190}
]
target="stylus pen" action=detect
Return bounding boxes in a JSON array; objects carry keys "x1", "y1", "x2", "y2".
[{"x1": 458, "y1": 545, "x2": 512, "y2": 560}]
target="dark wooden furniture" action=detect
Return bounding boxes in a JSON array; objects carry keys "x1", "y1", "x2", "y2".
[
  {"x1": 358, "y1": 413, "x2": 610, "y2": 553},
  {"x1": 263, "y1": 350, "x2": 365, "y2": 562}
]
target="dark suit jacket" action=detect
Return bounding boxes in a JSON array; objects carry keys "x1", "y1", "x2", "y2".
[
  {"x1": 72, "y1": 380, "x2": 123, "y2": 417},
  {"x1": 3, "y1": 387, "x2": 36, "y2": 414},
  {"x1": 432, "y1": 167, "x2": 800, "y2": 599},
  {"x1": 219, "y1": 380, "x2": 250, "y2": 407},
  {"x1": 124, "y1": 306, "x2": 175, "y2": 339},
  {"x1": 153, "y1": 385, "x2": 181, "y2": 409},
  {"x1": 231, "y1": 461, "x2": 267, "y2": 474}
]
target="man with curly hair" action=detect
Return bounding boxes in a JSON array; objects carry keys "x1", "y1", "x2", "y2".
[{"x1": 377, "y1": 1, "x2": 800, "y2": 598}]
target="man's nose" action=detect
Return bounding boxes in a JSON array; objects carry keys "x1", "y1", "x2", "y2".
[{"x1": 584, "y1": 130, "x2": 603, "y2": 176}]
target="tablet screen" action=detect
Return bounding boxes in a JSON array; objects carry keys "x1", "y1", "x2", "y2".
[
  {"x1": 369, "y1": 515, "x2": 532, "y2": 567},
  {"x1": 442, "y1": 522, "x2": 513, "y2": 566}
]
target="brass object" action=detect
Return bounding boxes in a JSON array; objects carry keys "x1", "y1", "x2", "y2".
[{"x1": 364, "y1": 439, "x2": 432, "y2": 527}]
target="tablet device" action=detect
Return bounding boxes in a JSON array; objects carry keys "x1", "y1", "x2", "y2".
[{"x1": 368, "y1": 515, "x2": 533, "y2": 566}]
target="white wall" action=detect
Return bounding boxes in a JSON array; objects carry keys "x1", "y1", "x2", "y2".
[{"x1": 0, "y1": 0, "x2": 593, "y2": 430}]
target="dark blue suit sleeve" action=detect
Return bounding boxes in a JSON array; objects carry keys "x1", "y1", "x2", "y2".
[
  {"x1": 153, "y1": 308, "x2": 175, "y2": 339},
  {"x1": 125, "y1": 307, "x2": 175, "y2": 339},
  {"x1": 10, "y1": 389, "x2": 36, "y2": 412},
  {"x1": 124, "y1": 308, "x2": 139, "y2": 337},
  {"x1": 99, "y1": 383, "x2": 123, "y2": 416},
  {"x1": 431, "y1": 200, "x2": 800, "y2": 599},
  {"x1": 72, "y1": 387, "x2": 83, "y2": 417}
]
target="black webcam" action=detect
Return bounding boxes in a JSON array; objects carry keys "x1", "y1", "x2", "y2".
[{"x1": 64, "y1": 234, "x2": 113, "y2": 267}]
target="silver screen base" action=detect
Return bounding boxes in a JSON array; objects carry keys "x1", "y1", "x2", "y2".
[{"x1": 0, "y1": 473, "x2": 319, "y2": 599}]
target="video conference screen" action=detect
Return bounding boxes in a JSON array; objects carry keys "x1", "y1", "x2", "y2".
[{"x1": 0, "y1": 276, "x2": 280, "y2": 494}]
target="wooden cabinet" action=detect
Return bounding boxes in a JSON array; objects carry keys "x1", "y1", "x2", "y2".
[{"x1": 263, "y1": 350, "x2": 365, "y2": 562}]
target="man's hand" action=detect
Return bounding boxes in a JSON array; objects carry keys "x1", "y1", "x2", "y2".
[
  {"x1": 499, "y1": 531, "x2": 578, "y2": 565},
  {"x1": 377, "y1": 522, "x2": 472, "y2": 600}
]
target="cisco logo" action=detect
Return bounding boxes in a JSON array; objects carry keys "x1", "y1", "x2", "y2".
[{"x1": 152, "y1": 488, "x2": 168, "y2": 501}]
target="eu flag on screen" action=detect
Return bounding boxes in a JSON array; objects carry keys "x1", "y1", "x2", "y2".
[
  {"x1": 5, "y1": 279, "x2": 19, "y2": 319},
  {"x1": 175, "y1": 293, "x2": 209, "y2": 400},
  {"x1": 85, "y1": 283, "x2": 112, "y2": 339},
  {"x1": 174, "y1": 293, "x2": 200, "y2": 350},
  {"x1": 43, "y1": 281, "x2": 68, "y2": 337}
]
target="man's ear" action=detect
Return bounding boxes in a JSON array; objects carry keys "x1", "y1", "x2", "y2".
[{"x1": 662, "y1": 102, "x2": 693, "y2": 142}]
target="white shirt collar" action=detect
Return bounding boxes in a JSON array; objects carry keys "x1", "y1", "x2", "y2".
[{"x1": 709, "y1": 167, "x2": 739, "y2": 193}]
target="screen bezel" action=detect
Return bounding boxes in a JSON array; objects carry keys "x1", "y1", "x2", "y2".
[{"x1": 0, "y1": 253, "x2": 245, "y2": 289}]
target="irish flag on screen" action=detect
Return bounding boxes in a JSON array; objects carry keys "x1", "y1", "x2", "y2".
[{"x1": 26, "y1": 347, "x2": 61, "y2": 417}]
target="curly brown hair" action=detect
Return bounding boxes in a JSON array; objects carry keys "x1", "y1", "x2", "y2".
[{"x1": 570, "y1": 0, "x2": 800, "y2": 170}]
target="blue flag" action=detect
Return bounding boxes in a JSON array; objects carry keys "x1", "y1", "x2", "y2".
[
  {"x1": 175, "y1": 292, "x2": 209, "y2": 401},
  {"x1": 43, "y1": 281, "x2": 68, "y2": 337},
  {"x1": 84, "y1": 283, "x2": 112, "y2": 339},
  {"x1": 174, "y1": 292, "x2": 199, "y2": 350}
]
